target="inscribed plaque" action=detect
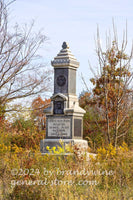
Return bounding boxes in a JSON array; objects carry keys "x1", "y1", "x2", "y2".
[{"x1": 48, "y1": 118, "x2": 71, "y2": 137}]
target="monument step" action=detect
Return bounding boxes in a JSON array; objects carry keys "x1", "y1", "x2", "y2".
[{"x1": 40, "y1": 139, "x2": 88, "y2": 153}]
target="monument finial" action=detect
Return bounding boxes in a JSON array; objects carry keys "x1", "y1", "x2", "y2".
[{"x1": 62, "y1": 41, "x2": 69, "y2": 49}]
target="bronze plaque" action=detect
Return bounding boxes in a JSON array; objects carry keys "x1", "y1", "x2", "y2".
[{"x1": 74, "y1": 119, "x2": 82, "y2": 137}]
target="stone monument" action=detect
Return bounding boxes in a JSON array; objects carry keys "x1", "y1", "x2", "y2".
[{"x1": 40, "y1": 42, "x2": 88, "y2": 153}]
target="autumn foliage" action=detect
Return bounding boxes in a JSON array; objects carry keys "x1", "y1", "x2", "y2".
[
  {"x1": 31, "y1": 96, "x2": 51, "y2": 130},
  {"x1": 80, "y1": 39, "x2": 133, "y2": 149}
]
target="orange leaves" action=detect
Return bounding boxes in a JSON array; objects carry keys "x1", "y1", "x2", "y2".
[
  {"x1": 32, "y1": 96, "x2": 51, "y2": 119},
  {"x1": 90, "y1": 78, "x2": 96, "y2": 85},
  {"x1": 31, "y1": 96, "x2": 51, "y2": 130},
  {"x1": 32, "y1": 96, "x2": 51, "y2": 116},
  {"x1": 79, "y1": 92, "x2": 91, "y2": 108}
]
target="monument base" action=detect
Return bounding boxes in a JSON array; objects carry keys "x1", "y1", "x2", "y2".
[{"x1": 40, "y1": 139, "x2": 88, "y2": 153}]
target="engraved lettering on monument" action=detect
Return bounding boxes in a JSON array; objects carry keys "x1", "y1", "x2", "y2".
[{"x1": 48, "y1": 118, "x2": 71, "y2": 137}]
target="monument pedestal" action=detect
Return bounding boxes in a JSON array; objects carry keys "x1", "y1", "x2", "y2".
[{"x1": 40, "y1": 139, "x2": 88, "y2": 153}]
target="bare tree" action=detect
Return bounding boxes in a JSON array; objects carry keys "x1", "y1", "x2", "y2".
[{"x1": 0, "y1": 0, "x2": 51, "y2": 114}]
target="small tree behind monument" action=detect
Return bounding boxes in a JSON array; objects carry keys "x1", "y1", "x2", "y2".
[
  {"x1": 32, "y1": 96, "x2": 51, "y2": 130},
  {"x1": 81, "y1": 25, "x2": 133, "y2": 148}
]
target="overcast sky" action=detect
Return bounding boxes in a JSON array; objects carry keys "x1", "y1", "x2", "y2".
[{"x1": 10, "y1": 0, "x2": 133, "y2": 96}]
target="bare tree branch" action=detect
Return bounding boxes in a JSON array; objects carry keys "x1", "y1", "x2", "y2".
[{"x1": 0, "y1": 0, "x2": 52, "y2": 113}]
